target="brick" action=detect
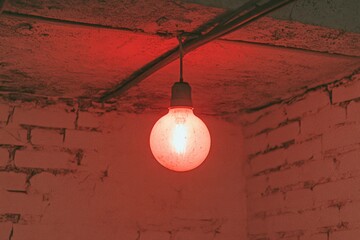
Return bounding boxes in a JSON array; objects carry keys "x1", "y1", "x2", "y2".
[
  {"x1": 29, "y1": 172, "x2": 63, "y2": 193},
  {"x1": 340, "y1": 201, "x2": 360, "y2": 223},
  {"x1": 337, "y1": 149, "x2": 360, "y2": 175},
  {"x1": 332, "y1": 77, "x2": 360, "y2": 103},
  {"x1": 64, "y1": 129, "x2": 102, "y2": 150},
  {"x1": 241, "y1": 109, "x2": 268, "y2": 126},
  {"x1": 245, "y1": 133, "x2": 268, "y2": 155},
  {"x1": 241, "y1": 105, "x2": 285, "y2": 126},
  {"x1": 301, "y1": 158, "x2": 336, "y2": 182},
  {"x1": 12, "y1": 106, "x2": 76, "y2": 129},
  {"x1": 0, "y1": 127, "x2": 27, "y2": 145},
  {"x1": 347, "y1": 100, "x2": 360, "y2": 122},
  {"x1": 11, "y1": 225, "x2": 50, "y2": 240},
  {"x1": 249, "y1": 193, "x2": 285, "y2": 213},
  {"x1": 31, "y1": 128, "x2": 64, "y2": 146},
  {"x1": 243, "y1": 107, "x2": 286, "y2": 137},
  {"x1": 281, "y1": 237, "x2": 298, "y2": 240},
  {"x1": 307, "y1": 233, "x2": 328, "y2": 240},
  {"x1": 285, "y1": 189, "x2": 314, "y2": 210},
  {"x1": 267, "y1": 207, "x2": 338, "y2": 232},
  {"x1": 0, "y1": 190, "x2": 45, "y2": 214},
  {"x1": 285, "y1": 90, "x2": 330, "y2": 119},
  {"x1": 267, "y1": 121, "x2": 299, "y2": 148},
  {"x1": 0, "y1": 223, "x2": 12, "y2": 240},
  {"x1": 322, "y1": 123, "x2": 360, "y2": 151},
  {"x1": 286, "y1": 137, "x2": 322, "y2": 164},
  {"x1": 140, "y1": 231, "x2": 170, "y2": 240},
  {"x1": 310, "y1": 206, "x2": 340, "y2": 228},
  {"x1": 247, "y1": 175, "x2": 268, "y2": 198},
  {"x1": 11, "y1": 224, "x2": 137, "y2": 240},
  {"x1": 0, "y1": 172, "x2": 27, "y2": 191},
  {"x1": 268, "y1": 167, "x2": 301, "y2": 189},
  {"x1": 313, "y1": 178, "x2": 360, "y2": 203},
  {"x1": 169, "y1": 217, "x2": 226, "y2": 234},
  {"x1": 301, "y1": 105, "x2": 346, "y2": 137},
  {"x1": 250, "y1": 148, "x2": 286, "y2": 175},
  {"x1": 174, "y1": 231, "x2": 214, "y2": 240},
  {"x1": 266, "y1": 213, "x2": 296, "y2": 232},
  {"x1": 0, "y1": 103, "x2": 9, "y2": 122},
  {"x1": 331, "y1": 229, "x2": 360, "y2": 240},
  {"x1": 15, "y1": 149, "x2": 76, "y2": 169},
  {"x1": 213, "y1": 219, "x2": 246, "y2": 239},
  {"x1": 272, "y1": 232, "x2": 302, "y2": 240},
  {"x1": 248, "y1": 233, "x2": 270, "y2": 240},
  {"x1": 247, "y1": 217, "x2": 267, "y2": 235},
  {"x1": 80, "y1": 151, "x2": 108, "y2": 172},
  {"x1": 77, "y1": 111, "x2": 103, "y2": 129},
  {"x1": 0, "y1": 148, "x2": 9, "y2": 167}
]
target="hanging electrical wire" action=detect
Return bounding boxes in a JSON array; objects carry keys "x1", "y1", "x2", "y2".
[{"x1": 177, "y1": 35, "x2": 184, "y2": 83}]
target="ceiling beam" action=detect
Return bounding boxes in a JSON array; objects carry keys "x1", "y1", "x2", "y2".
[{"x1": 99, "y1": 0, "x2": 295, "y2": 102}]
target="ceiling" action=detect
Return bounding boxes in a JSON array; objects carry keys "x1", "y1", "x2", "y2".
[{"x1": 0, "y1": 0, "x2": 359, "y2": 115}]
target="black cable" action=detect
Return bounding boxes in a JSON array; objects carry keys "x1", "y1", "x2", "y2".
[{"x1": 177, "y1": 35, "x2": 184, "y2": 83}]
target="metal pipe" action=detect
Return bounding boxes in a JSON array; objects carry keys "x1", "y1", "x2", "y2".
[{"x1": 100, "y1": 0, "x2": 295, "y2": 101}]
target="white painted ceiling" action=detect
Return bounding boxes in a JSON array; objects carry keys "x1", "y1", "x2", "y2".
[{"x1": 0, "y1": 0, "x2": 359, "y2": 115}]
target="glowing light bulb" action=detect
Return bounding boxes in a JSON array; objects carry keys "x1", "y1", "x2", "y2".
[
  {"x1": 150, "y1": 107, "x2": 211, "y2": 172},
  {"x1": 149, "y1": 35, "x2": 211, "y2": 172}
]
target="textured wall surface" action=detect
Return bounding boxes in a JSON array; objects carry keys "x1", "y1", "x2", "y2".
[
  {"x1": 243, "y1": 71, "x2": 360, "y2": 240},
  {"x1": 0, "y1": 99, "x2": 246, "y2": 239}
]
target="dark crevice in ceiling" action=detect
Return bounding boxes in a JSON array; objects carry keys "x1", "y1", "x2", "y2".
[
  {"x1": 2, "y1": 11, "x2": 150, "y2": 36},
  {"x1": 220, "y1": 39, "x2": 360, "y2": 59}
]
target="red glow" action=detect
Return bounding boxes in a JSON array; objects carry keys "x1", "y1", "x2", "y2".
[{"x1": 150, "y1": 108, "x2": 211, "y2": 172}]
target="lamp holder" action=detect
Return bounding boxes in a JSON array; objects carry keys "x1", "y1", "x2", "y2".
[
  {"x1": 170, "y1": 82, "x2": 193, "y2": 107},
  {"x1": 170, "y1": 35, "x2": 193, "y2": 107}
]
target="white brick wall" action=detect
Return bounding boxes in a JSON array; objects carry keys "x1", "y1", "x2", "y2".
[
  {"x1": 15, "y1": 149, "x2": 77, "y2": 170},
  {"x1": 12, "y1": 104, "x2": 76, "y2": 129},
  {"x1": 0, "y1": 148, "x2": 9, "y2": 168},
  {"x1": 244, "y1": 72, "x2": 360, "y2": 240},
  {"x1": 0, "y1": 97, "x2": 247, "y2": 239}
]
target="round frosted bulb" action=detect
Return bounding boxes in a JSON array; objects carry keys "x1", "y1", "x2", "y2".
[{"x1": 150, "y1": 108, "x2": 211, "y2": 172}]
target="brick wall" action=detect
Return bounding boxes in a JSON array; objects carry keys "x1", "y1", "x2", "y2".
[
  {"x1": 2, "y1": 74, "x2": 359, "y2": 240},
  {"x1": 0, "y1": 98, "x2": 247, "y2": 239},
  {"x1": 243, "y1": 72, "x2": 360, "y2": 240}
]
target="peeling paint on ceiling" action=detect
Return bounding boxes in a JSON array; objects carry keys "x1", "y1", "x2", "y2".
[{"x1": 0, "y1": 0, "x2": 359, "y2": 115}]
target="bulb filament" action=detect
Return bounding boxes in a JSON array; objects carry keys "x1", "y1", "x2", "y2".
[{"x1": 172, "y1": 124, "x2": 187, "y2": 154}]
